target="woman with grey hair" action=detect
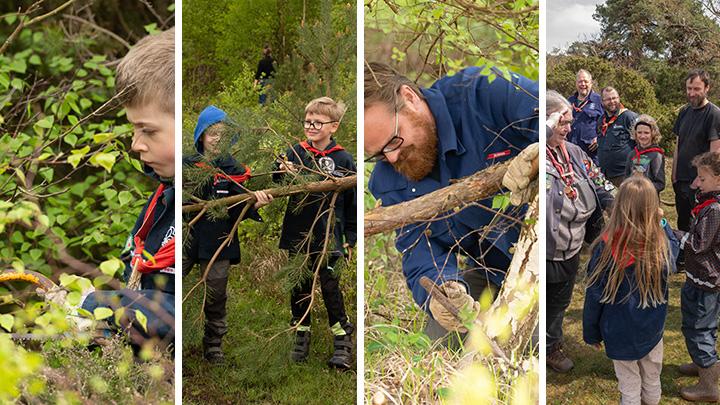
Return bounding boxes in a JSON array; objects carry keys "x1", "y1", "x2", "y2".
[{"x1": 546, "y1": 89, "x2": 614, "y2": 373}]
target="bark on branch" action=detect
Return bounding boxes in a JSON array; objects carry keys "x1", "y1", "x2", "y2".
[
  {"x1": 182, "y1": 175, "x2": 356, "y2": 213},
  {"x1": 364, "y1": 155, "x2": 538, "y2": 236}
]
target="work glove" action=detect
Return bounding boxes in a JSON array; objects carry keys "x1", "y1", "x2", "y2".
[
  {"x1": 37, "y1": 284, "x2": 95, "y2": 332},
  {"x1": 428, "y1": 281, "x2": 479, "y2": 333},
  {"x1": 502, "y1": 143, "x2": 539, "y2": 206}
]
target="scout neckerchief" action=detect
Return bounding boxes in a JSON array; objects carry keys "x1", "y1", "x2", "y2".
[
  {"x1": 632, "y1": 146, "x2": 664, "y2": 164},
  {"x1": 601, "y1": 231, "x2": 637, "y2": 267},
  {"x1": 300, "y1": 140, "x2": 344, "y2": 157},
  {"x1": 692, "y1": 193, "x2": 720, "y2": 217},
  {"x1": 572, "y1": 94, "x2": 590, "y2": 113},
  {"x1": 546, "y1": 143, "x2": 578, "y2": 200},
  {"x1": 195, "y1": 162, "x2": 252, "y2": 185},
  {"x1": 128, "y1": 184, "x2": 175, "y2": 290},
  {"x1": 600, "y1": 105, "x2": 627, "y2": 136}
]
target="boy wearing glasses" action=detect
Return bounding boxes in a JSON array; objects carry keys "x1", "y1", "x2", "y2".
[{"x1": 274, "y1": 96, "x2": 357, "y2": 370}]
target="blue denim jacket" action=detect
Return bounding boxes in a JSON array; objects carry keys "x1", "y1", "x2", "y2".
[{"x1": 369, "y1": 67, "x2": 538, "y2": 311}]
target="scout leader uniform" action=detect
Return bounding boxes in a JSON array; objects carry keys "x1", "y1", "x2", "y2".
[
  {"x1": 568, "y1": 90, "x2": 604, "y2": 163},
  {"x1": 597, "y1": 106, "x2": 638, "y2": 183},
  {"x1": 275, "y1": 138, "x2": 357, "y2": 369},
  {"x1": 624, "y1": 145, "x2": 666, "y2": 194},
  {"x1": 81, "y1": 166, "x2": 175, "y2": 345},
  {"x1": 368, "y1": 67, "x2": 538, "y2": 329},
  {"x1": 183, "y1": 105, "x2": 262, "y2": 362}
]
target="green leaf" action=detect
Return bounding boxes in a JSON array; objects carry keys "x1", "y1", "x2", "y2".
[
  {"x1": 64, "y1": 133, "x2": 78, "y2": 146},
  {"x1": 9, "y1": 59, "x2": 26, "y2": 73},
  {"x1": 0, "y1": 314, "x2": 13, "y2": 331},
  {"x1": 35, "y1": 116, "x2": 54, "y2": 129},
  {"x1": 28, "y1": 54, "x2": 41, "y2": 65},
  {"x1": 5, "y1": 14, "x2": 17, "y2": 25},
  {"x1": 93, "y1": 132, "x2": 113, "y2": 143},
  {"x1": 135, "y1": 309, "x2": 148, "y2": 332},
  {"x1": 93, "y1": 307, "x2": 113, "y2": 320},
  {"x1": 491, "y1": 194, "x2": 511, "y2": 211},
  {"x1": 67, "y1": 154, "x2": 83, "y2": 168},
  {"x1": 99, "y1": 258, "x2": 123, "y2": 276},
  {"x1": 10, "y1": 78, "x2": 23, "y2": 90},
  {"x1": 89, "y1": 152, "x2": 116, "y2": 173},
  {"x1": 118, "y1": 190, "x2": 132, "y2": 206}
]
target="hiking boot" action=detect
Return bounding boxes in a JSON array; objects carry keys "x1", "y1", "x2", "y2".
[
  {"x1": 547, "y1": 343, "x2": 574, "y2": 373},
  {"x1": 328, "y1": 334, "x2": 353, "y2": 370},
  {"x1": 680, "y1": 362, "x2": 720, "y2": 402},
  {"x1": 679, "y1": 362, "x2": 700, "y2": 377},
  {"x1": 291, "y1": 330, "x2": 311, "y2": 362},
  {"x1": 204, "y1": 346, "x2": 225, "y2": 364}
]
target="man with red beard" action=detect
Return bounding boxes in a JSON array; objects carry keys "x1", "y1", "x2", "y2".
[
  {"x1": 364, "y1": 62, "x2": 538, "y2": 338},
  {"x1": 673, "y1": 69, "x2": 720, "y2": 231}
]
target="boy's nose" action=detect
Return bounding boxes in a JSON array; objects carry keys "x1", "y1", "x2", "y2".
[{"x1": 131, "y1": 134, "x2": 148, "y2": 152}]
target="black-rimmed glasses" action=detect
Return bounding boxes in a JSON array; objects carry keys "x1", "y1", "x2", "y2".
[
  {"x1": 364, "y1": 107, "x2": 404, "y2": 162},
  {"x1": 303, "y1": 120, "x2": 337, "y2": 130}
]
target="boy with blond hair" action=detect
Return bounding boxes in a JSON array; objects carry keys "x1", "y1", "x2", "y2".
[
  {"x1": 79, "y1": 28, "x2": 176, "y2": 345},
  {"x1": 274, "y1": 96, "x2": 356, "y2": 369}
]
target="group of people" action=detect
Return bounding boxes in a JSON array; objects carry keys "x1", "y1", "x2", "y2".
[
  {"x1": 547, "y1": 68, "x2": 720, "y2": 404},
  {"x1": 182, "y1": 97, "x2": 357, "y2": 370}
]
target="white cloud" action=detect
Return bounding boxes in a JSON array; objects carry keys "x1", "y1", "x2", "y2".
[{"x1": 547, "y1": 0, "x2": 603, "y2": 52}]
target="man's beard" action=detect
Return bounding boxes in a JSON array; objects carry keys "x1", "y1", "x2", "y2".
[
  {"x1": 391, "y1": 111, "x2": 438, "y2": 182},
  {"x1": 689, "y1": 94, "x2": 706, "y2": 108}
]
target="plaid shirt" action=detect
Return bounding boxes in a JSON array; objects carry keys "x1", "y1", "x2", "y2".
[{"x1": 682, "y1": 192, "x2": 720, "y2": 291}]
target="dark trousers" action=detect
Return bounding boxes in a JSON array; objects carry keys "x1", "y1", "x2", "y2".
[
  {"x1": 674, "y1": 181, "x2": 696, "y2": 232},
  {"x1": 183, "y1": 257, "x2": 230, "y2": 349},
  {"x1": 290, "y1": 253, "x2": 349, "y2": 331},
  {"x1": 547, "y1": 254, "x2": 580, "y2": 351},
  {"x1": 681, "y1": 281, "x2": 720, "y2": 368}
]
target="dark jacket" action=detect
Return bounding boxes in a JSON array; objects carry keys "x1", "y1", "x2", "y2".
[
  {"x1": 275, "y1": 139, "x2": 357, "y2": 255},
  {"x1": 597, "y1": 108, "x2": 638, "y2": 178},
  {"x1": 369, "y1": 67, "x2": 538, "y2": 310},
  {"x1": 183, "y1": 106, "x2": 260, "y2": 264},
  {"x1": 583, "y1": 221, "x2": 679, "y2": 360},
  {"x1": 624, "y1": 145, "x2": 665, "y2": 193},
  {"x1": 568, "y1": 91, "x2": 603, "y2": 161},
  {"x1": 680, "y1": 192, "x2": 720, "y2": 291}
]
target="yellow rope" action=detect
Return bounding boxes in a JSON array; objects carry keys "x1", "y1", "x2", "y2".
[{"x1": 0, "y1": 273, "x2": 41, "y2": 285}]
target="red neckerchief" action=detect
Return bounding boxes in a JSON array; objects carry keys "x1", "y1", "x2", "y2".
[
  {"x1": 132, "y1": 184, "x2": 175, "y2": 274},
  {"x1": 632, "y1": 146, "x2": 664, "y2": 163},
  {"x1": 546, "y1": 143, "x2": 575, "y2": 188},
  {"x1": 195, "y1": 162, "x2": 252, "y2": 185},
  {"x1": 572, "y1": 96, "x2": 590, "y2": 113},
  {"x1": 692, "y1": 194, "x2": 720, "y2": 217},
  {"x1": 600, "y1": 106, "x2": 626, "y2": 136},
  {"x1": 300, "y1": 140, "x2": 344, "y2": 157},
  {"x1": 601, "y1": 231, "x2": 637, "y2": 267}
]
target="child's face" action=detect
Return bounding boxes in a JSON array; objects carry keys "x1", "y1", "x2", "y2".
[
  {"x1": 202, "y1": 123, "x2": 224, "y2": 155},
  {"x1": 635, "y1": 124, "x2": 652, "y2": 148},
  {"x1": 693, "y1": 166, "x2": 720, "y2": 194},
  {"x1": 304, "y1": 112, "x2": 338, "y2": 144},
  {"x1": 126, "y1": 102, "x2": 175, "y2": 178}
]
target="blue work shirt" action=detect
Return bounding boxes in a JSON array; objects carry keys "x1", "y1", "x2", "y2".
[
  {"x1": 368, "y1": 67, "x2": 538, "y2": 312},
  {"x1": 568, "y1": 91, "x2": 603, "y2": 162}
]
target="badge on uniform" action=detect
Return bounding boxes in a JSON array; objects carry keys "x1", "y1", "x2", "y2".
[
  {"x1": 564, "y1": 185, "x2": 577, "y2": 200},
  {"x1": 318, "y1": 156, "x2": 335, "y2": 174}
]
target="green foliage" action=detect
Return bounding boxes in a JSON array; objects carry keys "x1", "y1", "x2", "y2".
[{"x1": 0, "y1": 335, "x2": 43, "y2": 402}]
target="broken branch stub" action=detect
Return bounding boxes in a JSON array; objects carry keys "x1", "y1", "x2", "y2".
[{"x1": 364, "y1": 154, "x2": 538, "y2": 236}]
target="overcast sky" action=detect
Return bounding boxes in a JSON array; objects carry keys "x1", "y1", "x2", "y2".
[{"x1": 547, "y1": 0, "x2": 604, "y2": 52}]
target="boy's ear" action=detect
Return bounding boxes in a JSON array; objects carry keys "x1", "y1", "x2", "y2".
[{"x1": 330, "y1": 121, "x2": 340, "y2": 133}]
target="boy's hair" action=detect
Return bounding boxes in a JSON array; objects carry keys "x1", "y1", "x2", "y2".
[
  {"x1": 305, "y1": 97, "x2": 346, "y2": 122},
  {"x1": 692, "y1": 151, "x2": 720, "y2": 176},
  {"x1": 631, "y1": 114, "x2": 662, "y2": 145},
  {"x1": 587, "y1": 175, "x2": 671, "y2": 309},
  {"x1": 116, "y1": 28, "x2": 174, "y2": 114}
]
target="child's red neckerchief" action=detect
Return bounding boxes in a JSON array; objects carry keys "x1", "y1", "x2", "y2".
[
  {"x1": 632, "y1": 146, "x2": 664, "y2": 163},
  {"x1": 195, "y1": 162, "x2": 252, "y2": 185},
  {"x1": 692, "y1": 194, "x2": 720, "y2": 217},
  {"x1": 600, "y1": 106, "x2": 626, "y2": 136},
  {"x1": 572, "y1": 96, "x2": 590, "y2": 113},
  {"x1": 300, "y1": 140, "x2": 344, "y2": 157},
  {"x1": 601, "y1": 231, "x2": 637, "y2": 267},
  {"x1": 132, "y1": 184, "x2": 175, "y2": 275}
]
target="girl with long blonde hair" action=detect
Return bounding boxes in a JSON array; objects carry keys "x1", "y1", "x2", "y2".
[{"x1": 583, "y1": 174, "x2": 679, "y2": 405}]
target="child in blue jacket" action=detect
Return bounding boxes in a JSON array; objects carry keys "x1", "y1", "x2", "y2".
[{"x1": 583, "y1": 174, "x2": 679, "y2": 405}]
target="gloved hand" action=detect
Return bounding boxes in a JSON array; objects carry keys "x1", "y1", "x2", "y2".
[
  {"x1": 502, "y1": 143, "x2": 539, "y2": 205},
  {"x1": 428, "y1": 281, "x2": 479, "y2": 333},
  {"x1": 38, "y1": 284, "x2": 95, "y2": 331}
]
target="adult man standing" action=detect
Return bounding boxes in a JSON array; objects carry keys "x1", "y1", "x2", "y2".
[
  {"x1": 673, "y1": 69, "x2": 720, "y2": 231},
  {"x1": 597, "y1": 86, "x2": 638, "y2": 187},
  {"x1": 364, "y1": 62, "x2": 538, "y2": 337},
  {"x1": 568, "y1": 69, "x2": 604, "y2": 162}
]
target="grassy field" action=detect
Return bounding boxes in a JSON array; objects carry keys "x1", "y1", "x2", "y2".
[
  {"x1": 182, "y1": 240, "x2": 357, "y2": 405},
  {"x1": 546, "y1": 158, "x2": 700, "y2": 404}
]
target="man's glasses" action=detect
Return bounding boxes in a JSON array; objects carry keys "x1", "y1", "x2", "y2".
[
  {"x1": 364, "y1": 107, "x2": 404, "y2": 162},
  {"x1": 303, "y1": 120, "x2": 337, "y2": 130}
]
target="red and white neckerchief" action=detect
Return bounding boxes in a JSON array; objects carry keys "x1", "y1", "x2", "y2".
[
  {"x1": 546, "y1": 143, "x2": 578, "y2": 200},
  {"x1": 300, "y1": 140, "x2": 344, "y2": 157},
  {"x1": 195, "y1": 162, "x2": 252, "y2": 185},
  {"x1": 692, "y1": 195, "x2": 720, "y2": 217},
  {"x1": 632, "y1": 146, "x2": 664, "y2": 163},
  {"x1": 600, "y1": 106, "x2": 626, "y2": 136},
  {"x1": 572, "y1": 96, "x2": 590, "y2": 113},
  {"x1": 131, "y1": 184, "x2": 175, "y2": 275}
]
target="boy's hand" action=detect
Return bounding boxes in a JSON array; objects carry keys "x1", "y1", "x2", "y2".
[
  {"x1": 279, "y1": 161, "x2": 299, "y2": 174},
  {"x1": 253, "y1": 190, "x2": 273, "y2": 209}
]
